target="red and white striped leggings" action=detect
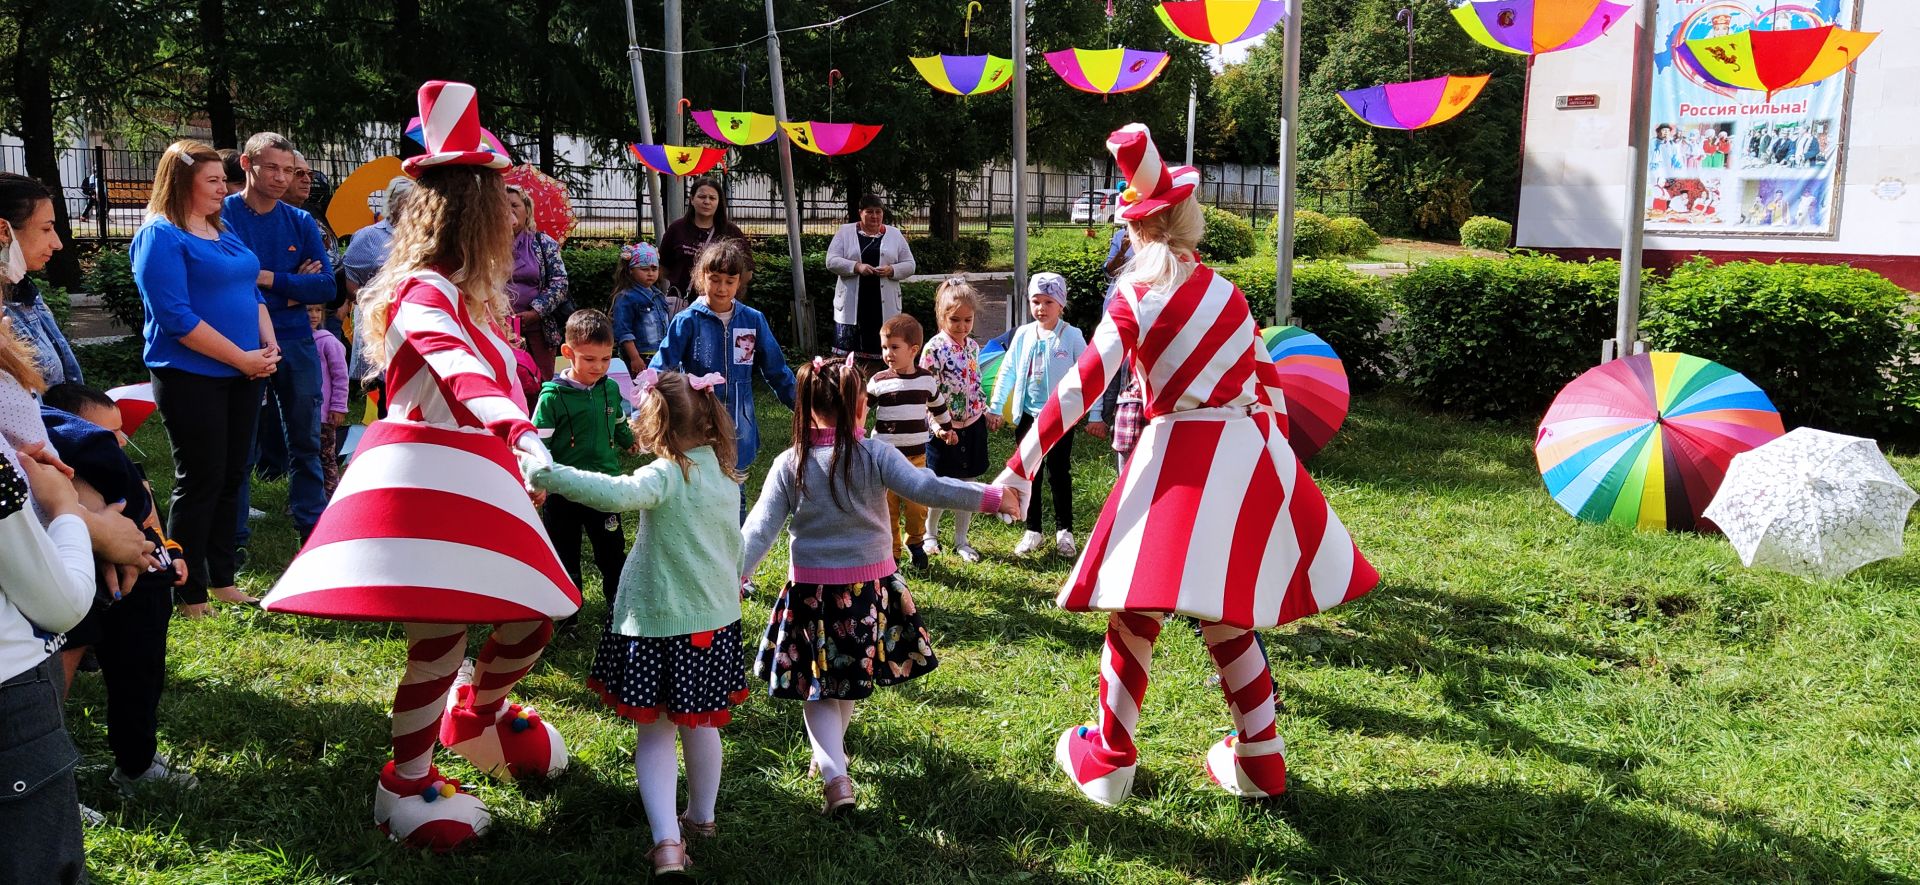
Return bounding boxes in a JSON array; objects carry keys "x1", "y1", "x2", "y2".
[
  {"x1": 1088, "y1": 612, "x2": 1278, "y2": 769},
  {"x1": 390, "y1": 620, "x2": 554, "y2": 778}
]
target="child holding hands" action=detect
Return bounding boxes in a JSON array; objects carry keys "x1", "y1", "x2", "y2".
[
  {"x1": 743, "y1": 358, "x2": 1019, "y2": 815},
  {"x1": 528, "y1": 369, "x2": 746, "y2": 876},
  {"x1": 866, "y1": 313, "x2": 954, "y2": 571},
  {"x1": 917, "y1": 280, "x2": 998, "y2": 562},
  {"x1": 533, "y1": 310, "x2": 636, "y2": 632}
]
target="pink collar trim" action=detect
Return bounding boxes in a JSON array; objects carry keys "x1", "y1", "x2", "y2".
[{"x1": 807, "y1": 426, "x2": 866, "y2": 446}]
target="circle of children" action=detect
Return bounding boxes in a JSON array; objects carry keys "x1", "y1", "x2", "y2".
[{"x1": 3, "y1": 82, "x2": 1379, "y2": 878}]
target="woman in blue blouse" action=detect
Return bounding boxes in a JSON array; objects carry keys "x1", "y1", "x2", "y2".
[{"x1": 131, "y1": 141, "x2": 281, "y2": 616}]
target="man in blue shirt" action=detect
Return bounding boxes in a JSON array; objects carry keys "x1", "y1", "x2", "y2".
[{"x1": 224, "y1": 132, "x2": 335, "y2": 545}]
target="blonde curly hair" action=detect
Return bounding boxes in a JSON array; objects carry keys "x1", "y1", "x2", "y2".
[{"x1": 358, "y1": 167, "x2": 516, "y2": 369}]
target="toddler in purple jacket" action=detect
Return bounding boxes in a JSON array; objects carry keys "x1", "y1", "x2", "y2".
[{"x1": 309, "y1": 305, "x2": 349, "y2": 495}]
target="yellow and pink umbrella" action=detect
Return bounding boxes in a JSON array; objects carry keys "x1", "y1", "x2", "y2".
[
  {"x1": 1154, "y1": 0, "x2": 1286, "y2": 46},
  {"x1": 691, "y1": 110, "x2": 780, "y2": 147},
  {"x1": 1338, "y1": 74, "x2": 1490, "y2": 131},
  {"x1": 1683, "y1": 24, "x2": 1878, "y2": 101},
  {"x1": 1450, "y1": 0, "x2": 1631, "y2": 56},
  {"x1": 1044, "y1": 48, "x2": 1171, "y2": 96},
  {"x1": 912, "y1": 55, "x2": 1015, "y2": 96},
  {"x1": 780, "y1": 122, "x2": 883, "y2": 157},
  {"x1": 627, "y1": 144, "x2": 726, "y2": 177}
]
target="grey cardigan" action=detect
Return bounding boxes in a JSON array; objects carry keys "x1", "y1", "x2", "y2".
[{"x1": 825, "y1": 223, "x2": 916, "y2": 329}]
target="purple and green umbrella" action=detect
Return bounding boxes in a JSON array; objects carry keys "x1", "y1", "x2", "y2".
[
  {"x1": 1044, "y1": 48, "x2": 1171, "y2": 96},
  {"x1": 912, "y1": 54, "x2": 1015, "y2": 96},
  {"x1": 1338, "y1": 74, "x2": 1490, "y2": 131},
  {"x1": 1450, "y1": 0, "x2": 1631, "y2": 55}
]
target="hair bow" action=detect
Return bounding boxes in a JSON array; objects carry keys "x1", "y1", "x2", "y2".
[
  {"x1": 686, "y1": 373, "x2": 725, "y2": 391},
  {"x1": 630, "y1": 367, "x2": 661, "y2": 406}
]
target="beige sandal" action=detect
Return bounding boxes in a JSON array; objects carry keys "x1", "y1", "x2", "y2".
[
  {"x1": 209, "y1": 586, "x2": 260, "y2": 605},
  {"x1": 678, "y1": 813, "x2": 717, "y2": 839},
  {"x1": 649, "y1": 839, "x2": 689, "y2": 875},
  {"x1": 822, "y1": 775, "x2": 856, "y2": 816}
]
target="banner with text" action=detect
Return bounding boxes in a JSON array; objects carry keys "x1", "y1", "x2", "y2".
[{"x1": 1644, "y1": 0, "x2": 1857, "y2": 236}]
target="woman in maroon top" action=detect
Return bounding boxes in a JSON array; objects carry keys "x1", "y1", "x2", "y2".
[{"x1": 658, "y1": 176, "x2": 751, "y2": 307}]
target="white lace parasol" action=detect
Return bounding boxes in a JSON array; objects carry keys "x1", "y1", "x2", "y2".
[{"x1": 1703, "y1": 428, "x2": 1918, "y2": 581}]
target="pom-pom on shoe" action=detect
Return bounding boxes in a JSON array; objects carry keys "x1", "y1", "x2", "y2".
[
  {"x1": 1054, "y1": 725, "x2": 1136, "y2": 806},
  {"x1": 1205, "y1": 732, "x2": 1289, "y2": 798},
  {"x1": 440, "y1": 683, "x2": 569, "y2": 781},
  {"x1": 373, "y1": 761, "x2": 490, "y2": 852}
]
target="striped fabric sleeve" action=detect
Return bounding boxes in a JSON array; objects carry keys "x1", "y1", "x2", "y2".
[
  {"x1": 395, "y1": 295, "x2": 537, "y2": 444},
  {"x1": 1005, "y1": 296, "x2": 1137, "y2": 482},
  {"x1": 1249, "y1": 333, "x2": 1292, "y2": 441}
]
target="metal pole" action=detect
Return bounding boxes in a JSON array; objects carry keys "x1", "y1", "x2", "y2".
[
  {"x1": 622, "y1": 0, "x2": 667, "y2": 240},
  {"x1": 1609, "y1": 0, "x2": 1658, "y2": 363},
  {"x1": 765, "y1": 0, "x2": 813, "y2": 353},
  {"x1": 1011, "y1": 0, "x2": 1029, "y2": 327},
  {"x1": 1185, "y1": 84, "x2": 1199, "y2": 166},
  {"x1": 1275, "y1": 0, "x2": 1302, "y2": 326},
  {"x1": 663, "y1": 0, "x2": 686, "y2": 225}
]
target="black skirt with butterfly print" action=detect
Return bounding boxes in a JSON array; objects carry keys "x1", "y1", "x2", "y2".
[{"x1": 753, "y1": 575, "x2": 938, "y2": 702}]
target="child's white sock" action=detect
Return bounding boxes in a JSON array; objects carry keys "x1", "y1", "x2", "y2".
[
  {"x1": 953, "y1": 511, "x2": 974, "y2": 549},
  {"x1": 803, "y1": 700, "x2": 850, "y2": 781},
  {"x1": 679, "y1": 725, "x2": 722, "y2": 824},
  {"x1": 634, "y1": 720, "x2": 682, "y2": 844},
  {"x1": 925, "y1": 508, "x2": 943, "y2": 543}
]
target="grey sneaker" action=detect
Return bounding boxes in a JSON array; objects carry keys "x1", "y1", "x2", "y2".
[
  {"x1": 1014, "y1": 531, "x2": 1047, "y2": 556},
  {"x1": 79, "y1": 803, "x2": 106, "y2": 827},
  {"x1": 1055, "y1": 530, "x2": 1078, "y2": 558},
  {"x1": 110, "y1": 754, "x2": 199, "y2": 795}
]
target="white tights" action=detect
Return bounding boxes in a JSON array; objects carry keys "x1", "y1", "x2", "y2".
[
  {"x1": 802, "y1": 699, "x2": 855, "y2": 781},
  {"x1": 926, "y1": 509, "x2": 974, "y2": 549},
  {"x1": 633, "y1": 719, "x2": 724, "y2": 844}
]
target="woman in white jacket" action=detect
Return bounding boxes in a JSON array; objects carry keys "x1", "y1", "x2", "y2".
[{"x1": 826, "y1": 194, "x2": 915, "y2": 376}]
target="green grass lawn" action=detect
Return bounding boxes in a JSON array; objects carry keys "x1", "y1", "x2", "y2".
[{"x1": 73, "y1": 391, "x2": 1920, "y2": 883}]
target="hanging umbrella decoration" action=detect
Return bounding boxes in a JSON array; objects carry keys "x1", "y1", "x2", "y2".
[
  {"x1": 1338, "y1": 74, "x2": 1491, "y2": 131},
  {"x1": 692, "y1": 110, "x2": 781, "y2": 146},
  {"x1": 781, "y1": 121, "x2": 884, "y2": 157},
  {"x1": 1702, "y1": 428, "x2": 1918, "y2": 581},
  {"x1": 1534, "y1": 352, "x2": 1785, "y2": 532},
  {"x1": 1259, "y1": 326, "x2": 1350, "y2": 461},
  {"x1": 913, "y1": 2, "x2": 1015, "y2": 96},
  {"x1": 501, "y1": 164, "x2": 578, "y2": 242},
  {"x1": 1154, "y1": 0, "x2": 1287, "y2": 45},
  {"x1": 1450, "y1": 0, "x2": 1632, "y2": 55},
  {"x1": 1045, "y1": 48, "x2": 1172, "y2": 96},
  {"x1": 628, "y1": 143, "x2": 726, "y2": 177},
  {"x1": 1683, "y1": 23, "x2": 1878, "y2": 101}
]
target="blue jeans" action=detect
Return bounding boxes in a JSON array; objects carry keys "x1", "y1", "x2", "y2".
[{"x1": 236, "y1": 333, "x2": 328, "y2": 542}]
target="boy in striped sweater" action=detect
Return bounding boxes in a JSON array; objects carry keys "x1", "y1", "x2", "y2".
[{"x1": 868, "y1": 314, "x2": 956, "y2": 570}]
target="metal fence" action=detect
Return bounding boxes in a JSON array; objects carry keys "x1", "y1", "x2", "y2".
[{"x1": 3, "y1": 143, "x2": 1390, "y2": 243}]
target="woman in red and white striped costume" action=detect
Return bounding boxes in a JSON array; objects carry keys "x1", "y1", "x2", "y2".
[
  {"x1": 261, "y1": 82, "x2": 580, "y2": 851},
  {"x1": 996, "y1": 123, "x2": 1380, "y2": 806}
]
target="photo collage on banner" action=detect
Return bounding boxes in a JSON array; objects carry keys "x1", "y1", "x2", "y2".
[{"x1": 1645, "y1": 0, "x2": 1858, "y2": 236}]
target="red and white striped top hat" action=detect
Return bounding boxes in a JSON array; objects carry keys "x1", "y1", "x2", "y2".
[
  {"x1": 402, "y1": 81, "x2": 511, "y2": 177},
  {"x1": 1108, "y1": 123, "x2": 1200, "y2": 220}
]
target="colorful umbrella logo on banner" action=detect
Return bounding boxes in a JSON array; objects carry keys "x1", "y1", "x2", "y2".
[
  {"x1": 1338, "y1": 74, "x2": 1490, "y2": 130},
  {"x1": 1044, "y1": 48, "x2": 1172, "y2": 96},
  {"x1": 781, "y1": 121, "x2": 883, "y2": 156},
  {"x1": 1450, "y1": 0, "x2": 1630, "y2": 55},
  {"x1": 912, "y1": 55, "x2": 1015, "y2": 96},
  {"x1": 406, "y1": 117, "x2": 510, "y2": 157},
  {"x1": 1260, "y1": 326, "x2": 1350, "y2": 461},
  {"x1": 1155, "y1": 0, "x2": 1286, "y2": 45},
  {"x1": 501, "y1": 164, "x2": 577, "y2": 242},
  {"x1": 692, "y1": 110, "x2": 780, "y2": 146},
  {"x1": 1534, "y1": 352, "x2": 1785, "y2": 532},
  {"x1": 627, "y1": 143, "x2": 726, "y2": 177},
  {"x1": 1683, "y1": 23, "x2": 1877, "y2": 100}
]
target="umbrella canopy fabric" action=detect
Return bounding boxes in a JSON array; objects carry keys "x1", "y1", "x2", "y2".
[
  {"x1": 106, "y1": 382, "x2": 157, "y2": 437},
  {"x1": 406, "y1": 117, "x2": 510, "y2": 157},
  {"x1": 1259, "y1": 326, "x2": 1350, "y2": 461},
  {"x1": 781, "y1": 121, "x2": 883, "y2": 156},
  {"x1": 1684, "y1": 24, "x2": 1878, "y2": 100},
  {"x1": 911, "y1": 54, "x2": 1015, "y2": 96},
  {"x1": 692, "y1": 110, "x2": 780, "y2": 146},
  {"x1": 501, "y1": 165, "x2": 577, "y2": 242},
  {"x1": 326, "y1": 156, "x2": 407, "y2": 237},
  {"x1": 1450, "y1": 0, "x2": 1630, "y2": 55},
  {"x1": 978, "y1": 330, "x2": 1015, "y2": 424},
  {"x1": 1535, "y1": 352, "x2": 1785, "y2": 532},
  {"x1": 1154, "y1": 0, "x2": 1285, "y2": 46},
  {"x1": 1043, "y1": 48, "x2": 1172, "y2": 95},
  {"x1": 627, "y1": 143, "x2": 726, "y2": 177},
  {"x1": 1338, "y1": 74, "x2": 1491, "y2": 130},
  {"x1": 1703, "y1": 428, "x2": 1917, "y2": 581}
]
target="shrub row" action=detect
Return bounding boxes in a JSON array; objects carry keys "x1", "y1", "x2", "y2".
[
  {"x1": 1293, "y1": 210, "x2": 1381, "y2": 259},
  {"x1": 1459, "y1": 216, "x2": 1513, "y2": 252}
]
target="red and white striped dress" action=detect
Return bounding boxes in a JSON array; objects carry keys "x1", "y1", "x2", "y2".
[
  {"x1": 1004, "y1": 262, "x2": 1378, "y2": 629},
  {"x1": 262, "y1": 271, "x2": 581, "y2": 624}
]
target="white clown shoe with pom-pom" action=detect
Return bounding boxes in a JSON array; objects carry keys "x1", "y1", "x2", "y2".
[
  {"x1": 1054, "y1": 724, "x2": 1137, "y2": 807},
  {"x1": 439, "y1": 683, "x2": 569, "y2": 782},
  {"x1": 1205, "y1": 732, "x2": 1288, "y2": 798},
  {"x1": 373, "y1": 761, "x2": 490, "y2": 852}
]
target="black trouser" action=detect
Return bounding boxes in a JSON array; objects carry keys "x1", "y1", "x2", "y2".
[
  {"x1": 1016, "y1": 415, "x2": 1076, "y2": 533},
  {"x1": 0, "y1": 656, "x2": 85, "y2": 885},
  {"x1": 542, "y1": 493, "x2": 625, "y2": 614},
  {"x1": 152, "y1": 368, "x2": 262, "y2": 601},
  {"x1": 90, "y1": 579, "x2": 173, "y2": 778}
]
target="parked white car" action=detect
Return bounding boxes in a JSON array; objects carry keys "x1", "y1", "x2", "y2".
[{"x1": 1070, "y1": 189, "x2": 1123, "y2": 224}]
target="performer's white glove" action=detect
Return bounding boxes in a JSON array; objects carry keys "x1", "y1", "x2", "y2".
[
  {"x1": 513, "y1": 432, "x2": 554, "y2": 490},
  {"x1": 993, "y1": 467, "x2": 1032, "y2": 524}
]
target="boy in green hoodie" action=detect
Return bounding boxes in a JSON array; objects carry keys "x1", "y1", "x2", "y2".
[{"x1": 534, "y1": 310, "x2": 637, "y2": 633}]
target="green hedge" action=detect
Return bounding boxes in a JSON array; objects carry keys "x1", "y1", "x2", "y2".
[
  {"x1": 84, "y1": 248, "x2": 142, "y2": 333},
  {"x1": 1200, "y1": 206, "x2": 1257, "y2": 263},
  {"x1": 74, "y1": 336, "x2": 147, "y2": 389},
  {"x1": 1223, "y1": 261, "x2": 1397, "y2": 391},
  {"x1": 1028, "y1": 240, "x2": 1112, "y2": 333},
  {"x1": 906, "y1": 236, "x2": 991, "y2": 275},
  {"x1": 559, "y1": 246, "x2": 624, "y2": 315},
  {"x1": 1394, "y1": 254, "x2": 1624, "y2": 417},
  {"x1": 1292, "y1": 210, "x2": 1341, "y2": 259},
  {"x1": 1643, "y1": 258, "x2": 1919, "y2": 438},
  {"x1": 1460, "y1": 216, "x2": 1513, "y2": 252},
  {"x1": 1329, "y1": 216, "x2": 1381, "y2": 257}
]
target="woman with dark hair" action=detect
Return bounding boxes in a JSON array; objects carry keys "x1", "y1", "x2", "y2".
[
  {"x1": 658, "y1": 175, "x2": 751, "y2": 306},
  {"x1": 826, "y1": 193, "x2": 916, "y2": 376},
  {"x1": 0, "y1": 174, "x2": 84, "y2": 388}
]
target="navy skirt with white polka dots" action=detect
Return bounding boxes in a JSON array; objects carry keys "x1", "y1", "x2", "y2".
[{"x1": 588, "y1": 622, "x2": 750, "y2": 727}]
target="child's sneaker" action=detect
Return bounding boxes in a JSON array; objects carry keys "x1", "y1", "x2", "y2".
[
  {"x1": 440, "y1": 683, "x2": 569, "y2": 782},
  {"x1": 922, "y1": 538, "x2": 942, "y2": 557},
  {"x1": 110, "y1": 754, "x2": 198, "y2": 795},
  {"x1": 909, "y1": 545, "x2": 930, "y2": 571},
  {"x1": 1014, "y1": 531, "x2": 1047, "y2": 556},
  {"x1": 1055, "y1": 530, "x2": 1078, "y2": 558},
  {"x1": 1205, "y1": 733, "x2": 1289, "y2": 798},
  {"x1": 956, "y1": 544, "x2": 982, "y2": 563},
  {"x1": 373, "y1": 760, "x2": 490, "y2": 851},
  {"x1": 1054, "y1": 725, "x2": 1136, "y2": 806}
]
